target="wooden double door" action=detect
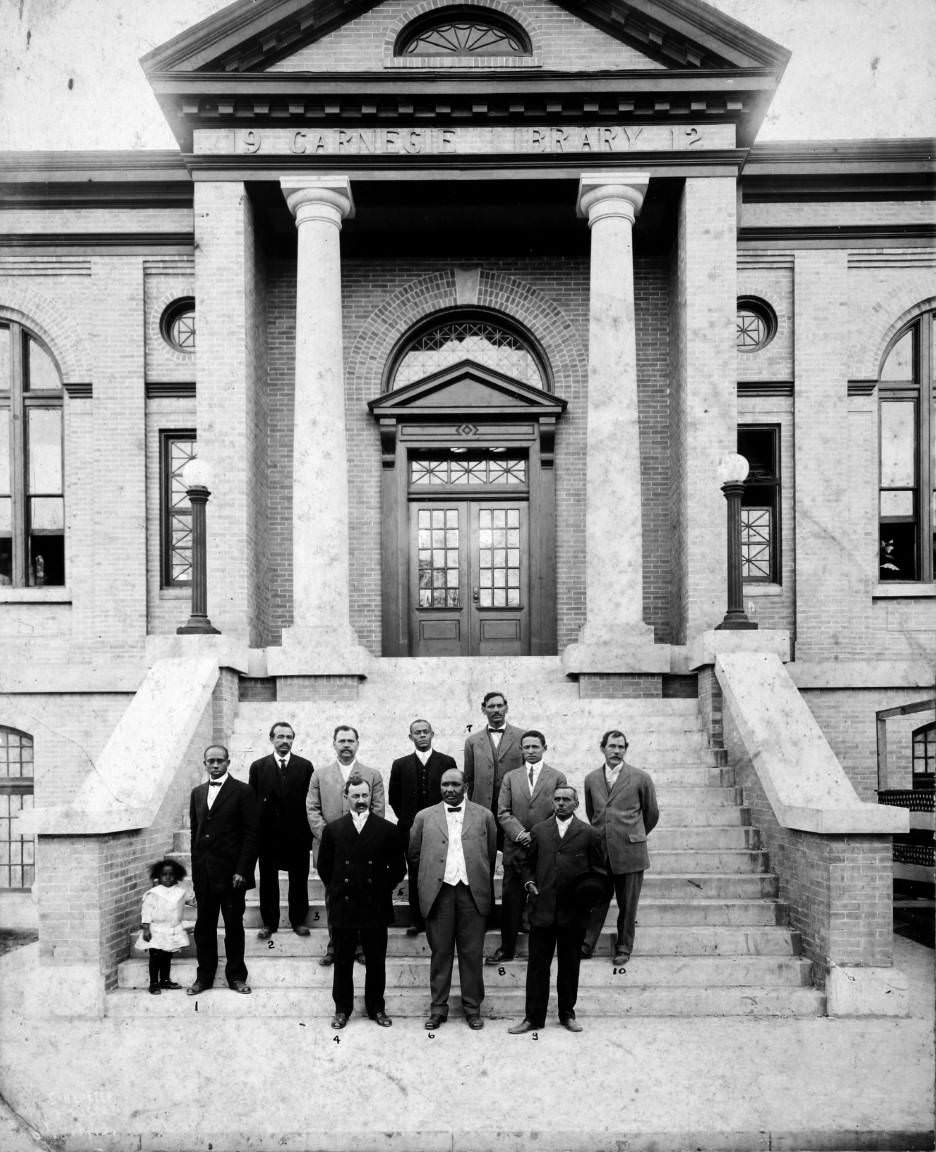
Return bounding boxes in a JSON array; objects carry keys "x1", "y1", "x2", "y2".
[{"x1": 409, "y1": 498, "x2": 529, "y2": 656}]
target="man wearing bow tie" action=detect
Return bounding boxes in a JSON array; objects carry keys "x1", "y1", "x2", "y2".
[
  {"x1": 463, "y1": 691, "x2": 525, "y2": 836},
  {"x1": 580, "y1": 730, "x2": 659, "y2": 964},
  {"x1": 487, "y1": 730, "x2": 566, "y2": 966},
  {"x1": 187, "y1": 745, "x2": 259, "y2": 996},
  {"x1": 248, "y1": 721, "x2": 315, "y2": 940},
  {"x1": 409, "y1": 768, "x2": 497, "y2": 1030}
]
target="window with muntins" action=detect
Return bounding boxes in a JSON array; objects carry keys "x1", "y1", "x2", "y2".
[
  {"x1": 0, "y1": 726, "x2": 34, "y2": 890},
  {"x1": 738, "y1": 425, "x2": 780, "y2": 583},
  {"x1": 397, "y1": 9, "x2": 531, "y2": 57},
  {"x1": 160, "y1": 431, "x2": 196, "y2": 587},
  {"x1": 391, "y1": 314, "x2": 546, "y2": 390},
  {"x1": 879, "y1": 311, "x2": 935, "y2": 582},
  {"x1": 0, "y1": 321, "x2": 65, "y2": 587},
  {"x1": 912, "y1": 721, "x2": 935, "y2": 790}
]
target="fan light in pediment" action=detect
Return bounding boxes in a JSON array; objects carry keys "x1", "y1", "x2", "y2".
[
  {"x1": 393, "y1": 316, "x2": 545, "y2": 391},
  {"x1": 396, "y1": 9, "x2": 531, "y2": 58}
]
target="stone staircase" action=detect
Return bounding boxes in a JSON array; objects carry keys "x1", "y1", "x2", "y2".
[{"x1": 109, "y1": 658, "x2": 825, "y2": 1018}]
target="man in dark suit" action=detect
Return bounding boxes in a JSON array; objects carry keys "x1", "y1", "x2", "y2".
[
  {"x1": 187, "y1": 744, "x2": 259, "y2": 996},
  {"x1": 409, "y1": 767, "x2": 497, "y2": 1030},
  {"x1": 388, "y1": 718, "x2": 456, "y2": 937},
  {"x1": 581, "y1": 729, "x2": 660, "y2": 965},
  {"x1": 463, "y1": 691, "x2": 524, "y2": 834},
  {"x1": 317, "y1": 775, "x2": 407, "y2": 1029},
  {"x1": 507, "y1": 784, "x2": 605, "y2": 1034},
  {"x1": 487, "y1": 730, "x2": 567, "y2": 965},
  {"x1": 248, "y1": 721, "x2": 314, "y2": 940}
]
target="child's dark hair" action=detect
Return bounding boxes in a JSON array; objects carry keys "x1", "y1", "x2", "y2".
[{"x1": 149, "y1": 857, "x2": 187, "y2": 882}]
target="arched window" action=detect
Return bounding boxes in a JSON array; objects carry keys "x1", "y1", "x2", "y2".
[
  {"x1": 0, "y1": 320, "x2": 65, "y2": 587},
  {"x1": 879, "y1": 309, "x2": 935, "y2": 583},
  {"x1": 396, "y1": 8, "x2": 531, "y2": 57},
  {"x1": 389, "y1": 311, "x2": 548, "y2": 392},
  {"x1": 0, "y1": 726, "x2": 34, "y2": 890},
  {"x1": 912, "y1": 721, "x2": 935, "y2": 789}
]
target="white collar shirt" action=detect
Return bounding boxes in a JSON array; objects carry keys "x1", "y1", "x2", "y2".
[
  {"x1": 414, "y1": 749, "x2": 433, "y2": 766},
  {"x1": 525, "y1": 762, "x2": 543, "y2": 794},
  {"x1": 488, "y1": 727, "x2": 504, "y2": 748},
  {"x1": 338, "y1": 759, "x2": 358, "y2": 785},
  {"x1": 351, "y1": 811, "x2": 369, "y2": 834},
  {"x1": 605, "y1": 763, "x2": 622, "y2": 792},
  {"x1": 442, "y1": 801, "x2": 469, "y2": 886},
  {"x1": 556, "y1": 815, "x2": 573, "y2": 839},
  {"x1": 206, "y1": 773, "x2": 229, "y2": 809}
]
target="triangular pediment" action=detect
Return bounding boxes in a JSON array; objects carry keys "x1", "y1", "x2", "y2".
[{"x1": 368, "y1": 361, "x2": 567, "y2": 418}]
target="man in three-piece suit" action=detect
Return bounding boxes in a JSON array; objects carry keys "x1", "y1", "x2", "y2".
[
  {"x1": 507, "y1": 784, "x2": 606, "y2": 1034},
  {"x1": 487, "y1": 729, "x2": 567, "y2": 965},
  {"x1": 581, "y1": 729, "x2": 660, "y2": 965},
  {"x1": 317, "y1": 775, "x2": 407, "y2": 1030},
  {"x1": 306, "y1": 724, "x2": 385, "y2": 966},
  {"x1": 248, "y1": 721, "x2": 314, "y2": 940},
  {"x1": 388, "y1": 718, "x2": 456, "y2": 936},
  {"x1": 463, "y1": 691, "x2": 524, "y2": 841},
  {"x1": 187, "y1": 744, "x2": 259, "y2": 996},
  {"x1": 409, "y1": 767, "x2": 498, "y2": 1030}
]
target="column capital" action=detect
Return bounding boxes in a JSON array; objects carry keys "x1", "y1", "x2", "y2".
[
  {"x1": 576, "y1": 172, "x2": 649, "y2": 227},
  {"x1": 280, "y1": 176, "x2": 355, "y2": 228}
]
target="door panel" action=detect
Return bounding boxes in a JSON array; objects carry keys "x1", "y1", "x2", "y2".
[{"x1": 409, "y1": 500, "x2": 528, "y2": 656}]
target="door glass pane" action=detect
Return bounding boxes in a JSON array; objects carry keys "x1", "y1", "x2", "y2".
[
  {"x1": 27, "y1": 409, "x2": 63, "y2": 493},
  {"x1": 0, "y1": 327, "x2": 9, "y2": 393},
  {"x1": 881, "y1": 330, "x2": 913, "y2": 381},
  {"x1": 880, "y1": 400, "x2": 916, "y2": 487},
  {"x1": 416, "y1": 507, "x2": 459, "y2": 608},
  {"x1": 0, "y1": 410, "x2": 9, "y2": 496},
  {"x1": 477, "y1": 506, "x2": 521, "y2": 608},
  {"x1": 26, "y1": 338, "x2": 60, "y2": 392}
]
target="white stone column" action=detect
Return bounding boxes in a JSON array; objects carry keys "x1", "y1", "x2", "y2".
[
  {"x1": 270, "y1": 176, "x2": 369, "y2": 674},
  {"x1": 563, "y1": 173, "x2": 666, "y2": 673}
]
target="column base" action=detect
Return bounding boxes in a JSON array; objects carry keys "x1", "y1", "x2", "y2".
[
  {"x1": 561, "y1": 623, "x2": 670, "y2": 674},
  {"x1": 266, "y1": 626, "x2": 372, "y2": 677},
  {"x1": 687, "y1": 628, "x2": 791, "y2": 671}
]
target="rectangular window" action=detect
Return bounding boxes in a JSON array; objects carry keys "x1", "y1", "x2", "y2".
[
  {"x1": 160, "y1": 431, "x2": 196, "y2": 588},
  {"x1": 738, "y1": 425, "x2": 780, "y2": 583},
  {"x1": 0, "y1": 727, "x2": 34, "y2": 891}
]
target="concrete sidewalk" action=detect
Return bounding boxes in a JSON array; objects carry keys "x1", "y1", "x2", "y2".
[{"x1": 0, "y1": 936, "x2": 932, "y2": 1152}]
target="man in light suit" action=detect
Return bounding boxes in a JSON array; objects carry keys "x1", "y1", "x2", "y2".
[
  {"x1": 317, "y1": 775, "x2": 407, "y2": 1030},
  {"x1": 248, "y1": 721, "x2": 314, "y2": 940},
  {"x1": 408, "y1": 767, "x2": 498, "y2": 1030},
  {"x1": 187, "y1": 744, "x2": 259, "y2": 996},
  {"x1": 306, "y1": 724, "x2": 386, "y2": 967},
  {"x1": 487, "y1": 730, "x2": 567, "y2": 965},
  {"x1": 508, "y1": 784, "x2": 606, "y2": 1034},
  {"x1": 388, "y1": 719, "x2": 457, "y2": 937},
  {"x1": 463, "y1": 691, "x2": 524, "y2": 838},
  {"x1": 581, "y1": 729, "x2": 659, "y2": 965}
]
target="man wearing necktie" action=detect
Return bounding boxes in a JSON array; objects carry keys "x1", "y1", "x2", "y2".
[
  {"x1": 581, "y1": 729, "x2": 659, "y2": 965},
  {"x1": 487, "y1": 730, "x2": 567, "y2": 965},
  {"x1": 248, "y1": 721, "x2": 315, "y2": 940},
  {"x1": 508, "y1": 784, "x2": 606, "y2": 1034},
  {"x1": 408, "y1": 768, "x2": 497, "y2": 1030},
  {"x1": 463, "y1": 691, "x2": 525, "y2": 837},
  {"x1": 187, "y1": 745, "x2": 259, "y2": 996},
  {"x1": 317, "y1": 775, "x2": 406, "y2": 1030}
]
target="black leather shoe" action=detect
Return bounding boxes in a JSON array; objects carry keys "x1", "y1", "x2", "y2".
[
  {"x1": 424, "y1": 1014, "x2": 446, "y2": 1030},
  {"x1": 370, "y1": 1011, "x2": 392, "y2": 1027},
  {"x1": 466, "y1": 1015, "x2": 484, "y2": 1030},
  {"x1": 580, "y1": 945, "x2": 593, "y2": 959},
  {"x1": 159, "y1": 980, "x2": 181, "y2": 990},
  {"x1": 613, "y1": 953, "x2": 630, "y2": 966},
  {"x1": 319, "y1": 952, "x2": 335, "y2": 967},
  {"x1": 229, "y1": 979, "x2": 252, "y2": 995},
  {"x1": 355, "y1": 951, "x2": 366, "y2": 966},
  {"x1": 560, "y1": 1016, "x2": 583, "y2": 1032},
  {"x1": 405, "y1": 926, "x2": 422, "y2": 937},
  {"x1": 331, "y1": 1012, "x2": 349, "y2": 1029},
  {"x1": 507, "y1": 1019, "x2": 538, "y2": 1034},
  {"x1": 186, "y1": 980, "x2": 211, "y2": 997},
  {"x1": 257, "y1": 927, "x2": 273, "y2": 940},
  {"x1": 485, "y1": 948, "x2": 515, "y2": 965},
  {"x1": 293, "y1": 925, "x2": 311, "y2": 937},
  {"x1": 149, "y1": 985, "x2": 161, "y2": 995}
]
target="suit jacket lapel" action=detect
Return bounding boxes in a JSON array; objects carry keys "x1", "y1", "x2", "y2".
[
  {"x1": 496, "y1": 726, "x2": 518, "y2": 764},
  {"x1": 434, "y1": 803, "x2": 449, "y2": 843}
]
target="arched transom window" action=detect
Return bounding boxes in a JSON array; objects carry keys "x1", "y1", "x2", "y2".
[
  {"x1": 392, "y1": 315, "x2": 546, "y2": 390},
  {"x1": 396, "y1": 9, "x2": 531, "y2": 57}
]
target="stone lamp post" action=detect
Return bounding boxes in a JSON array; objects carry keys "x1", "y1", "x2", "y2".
[
  {"x1": 176, "y1": 457, "x2": 220, "y2": 636},
  {"x1": 715, "y1": 452, "x2": 757, "y2": 631}
]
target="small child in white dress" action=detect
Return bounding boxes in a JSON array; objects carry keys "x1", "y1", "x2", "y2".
[{"x1": 136, "y1": 857, "x2": 191, "y2": 994}]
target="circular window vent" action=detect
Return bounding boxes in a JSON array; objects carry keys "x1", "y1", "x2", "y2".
[
  {"x1": 160, "y1": 298, "x2": 196, "y2": 353},
  {"x1": 736, "y1": 297, "x2": 777, "y2": 353}
]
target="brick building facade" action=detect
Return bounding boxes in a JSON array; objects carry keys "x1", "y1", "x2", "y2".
[{"x1": 0, "y1": 0, "x2": 932, "y2": 984}]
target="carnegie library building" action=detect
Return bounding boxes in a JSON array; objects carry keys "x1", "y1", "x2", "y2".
[{"x1": 0, "y1": 0, "x2": 933, "y2": 1018}]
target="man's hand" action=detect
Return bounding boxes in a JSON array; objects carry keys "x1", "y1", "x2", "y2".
[
  {"x1": 515, "y1": 830, "x2": 532, "y2": 847},
  {"x1": 142, "y1": 927, "x2": 152, "y2": 942},
  {"x1": 232, "y1": 873, "x2": 248, "y2": 889},
  {"x1": 524, "y1": 882, "x2": 539, "y2": 897}
]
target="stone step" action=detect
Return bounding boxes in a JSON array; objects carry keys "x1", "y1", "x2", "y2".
[
  {"x1": 659, "y1": 806, "x2": 750, "y2": 826},
  {"x1": 106, "y1": 982, "x2": 825, "y2": 1019},
  {"x1": 117, "y1": 952, "x2": 814, "y2": 991},
  {"x1": 129, "y1": 922, "x2": 796, "y2": 959}
]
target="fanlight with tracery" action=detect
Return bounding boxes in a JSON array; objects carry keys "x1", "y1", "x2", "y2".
[
  {"x1": 400, "y1": 19, "x2": 529, "y2": 56},
  {"x1": 393, "y1": 319, "x2": 544, "y2": 388}
]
